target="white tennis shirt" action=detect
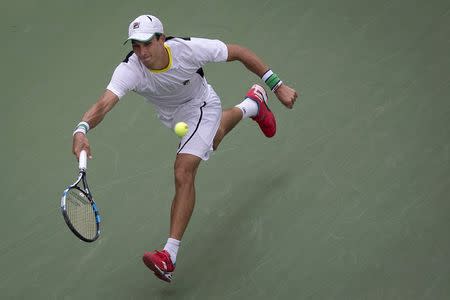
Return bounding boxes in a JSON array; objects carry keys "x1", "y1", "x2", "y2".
[{"x1": 106, "y1": 37, "x2": 228, "y2": 126}]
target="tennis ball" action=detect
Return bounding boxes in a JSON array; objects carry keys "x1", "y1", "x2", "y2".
[{"x1": 174, "y1": 122, "x2": 189, "y2": 137}]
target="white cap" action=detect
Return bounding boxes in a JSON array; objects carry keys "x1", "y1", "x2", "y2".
[{"x1": 125, "y1": 15, "x2": 164, "y2": 43}]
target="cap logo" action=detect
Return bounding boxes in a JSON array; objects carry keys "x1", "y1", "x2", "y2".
[{"x1": 133, "y1": 22, "x2": 140, "y2": 29}]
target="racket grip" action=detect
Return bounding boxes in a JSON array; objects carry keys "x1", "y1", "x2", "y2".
[{"x1": 79, "y1": 150, "x2": 88, "y2": 170}]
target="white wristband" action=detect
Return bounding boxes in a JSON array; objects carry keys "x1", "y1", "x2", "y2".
[
  {"x1": 73, "y1": 127, "x2": 87, "y2": 136},
  {"x1": 272, "y1": 80, "x2": 283, "y2": 92},
  {"x1": 77, "y1": 121, "x2": 90, "y2": 131},
  {"x1": 72, "y1": 121, "x2": 90, "y2": 136},
  {"x1": 261, "y1": 70, "x2": 274, "y2": 82}
]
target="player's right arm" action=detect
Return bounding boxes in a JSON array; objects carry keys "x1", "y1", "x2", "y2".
[{"x1": 72, "y1": 90, "x2": 119, "y2": 160}]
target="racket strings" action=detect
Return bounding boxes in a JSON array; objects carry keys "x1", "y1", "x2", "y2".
[{"x1": 66, "y1": 189, "x2": 97, "y2": 239}]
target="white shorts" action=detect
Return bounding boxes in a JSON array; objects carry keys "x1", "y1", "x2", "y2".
[{"x1": 172, "y1": 88, "x2": 222, "y2": 160}]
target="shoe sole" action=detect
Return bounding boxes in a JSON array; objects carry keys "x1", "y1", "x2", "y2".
[{"x1": 142, "y1": 256, "x2": 173, "y2": 283}]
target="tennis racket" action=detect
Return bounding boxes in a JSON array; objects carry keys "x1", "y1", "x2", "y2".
[{"x1": 60, "y1": 150, "x2": 100, "y2": 242}]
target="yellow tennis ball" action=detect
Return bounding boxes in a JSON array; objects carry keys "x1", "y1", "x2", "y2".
[{"x1": 174, "y1": 122, "x2": 189, "y2": 137}]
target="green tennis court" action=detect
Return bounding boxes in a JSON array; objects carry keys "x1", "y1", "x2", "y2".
[{"x1": 1, "y1": 0, "x2": 449, "y2": 299}]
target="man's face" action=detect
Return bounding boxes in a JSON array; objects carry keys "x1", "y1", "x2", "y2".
[{"x1": 131, "y1": 36, "x2": 162, "y2": 67}]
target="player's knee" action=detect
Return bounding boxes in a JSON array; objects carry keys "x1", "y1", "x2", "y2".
[{"x1": 174, "y1": 166, "x2": 195, "y2": 186}]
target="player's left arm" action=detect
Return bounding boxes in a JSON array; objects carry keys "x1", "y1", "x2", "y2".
[{"x1": 226, "y1": 44, "x2": 298, "y2": 109}]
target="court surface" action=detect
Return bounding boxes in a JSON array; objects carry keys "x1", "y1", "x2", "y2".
[{"x1": 1, "y1": 0, "x2": 450, "y2": 299}]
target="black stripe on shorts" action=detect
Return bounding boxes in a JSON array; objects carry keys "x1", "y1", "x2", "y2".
[{"x1": 177, "y1": 101, "x2": 207, "y2": 154}]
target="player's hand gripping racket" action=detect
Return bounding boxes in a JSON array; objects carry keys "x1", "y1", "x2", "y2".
[{"x1": 60, "y1": 150, "x2": 100, "y2": 242}]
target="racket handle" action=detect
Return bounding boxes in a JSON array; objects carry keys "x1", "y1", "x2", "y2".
[{"x1": 79, "y1": 150, "x2": 88, "y2": 170}]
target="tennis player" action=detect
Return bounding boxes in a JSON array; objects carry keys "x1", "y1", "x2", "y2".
[{"x1": 72, "y1": 14, "x2": 297, "y2": 282}]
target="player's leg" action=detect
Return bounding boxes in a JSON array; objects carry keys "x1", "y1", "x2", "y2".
[
  {"x1": 213, "y1": 84, "x2": 277, "y2": 150},
  {"x1": 143, "y1": 99, "x2": 221, "y2": 283},
  {"x1": 213, "y1": 107, "x2": 243, "y2": 150},
  {"x1": 170, "y1": 153, "x2": 201, "y2": 240},
  {"x1": 142, "y1": 153, "x2": 201, "y2": 283}
]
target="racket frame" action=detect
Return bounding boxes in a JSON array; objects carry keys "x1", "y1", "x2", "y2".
[{"x1": 60, "y1": 151, "x2": 100, "y2": 242}]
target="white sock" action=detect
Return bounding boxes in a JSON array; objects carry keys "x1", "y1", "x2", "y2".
[
  {"x1": 235, "y1": 98, "x2": 259, "y2": 119},
  {"x1": 163, "y1": 238, "x2": 181, "y2": 264}
]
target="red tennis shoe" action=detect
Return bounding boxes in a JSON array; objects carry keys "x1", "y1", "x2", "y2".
[
  {"x1": 246, "y1": 84, "x2": 277, "y2": 137},
  {"x1": 142, "y1": 250, "x2": 175, "y2": 283}
]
